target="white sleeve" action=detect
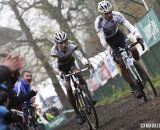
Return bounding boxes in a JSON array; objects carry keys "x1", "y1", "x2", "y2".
[
  {"x1": 97, "y1": 31, "x2": 108, "y2": 48},
  {"x1": 74, "y1": 50, "x2": 88, "y2": 65},
  {"x1": 95, "y1": 17, "x2": 108, "y2": 48},
  {"x1": 122, "y1": 19, "x2": 140, "y2": 36},
  {"x1": 52, "y1": 57, "x2": 60, "y2": 74}
]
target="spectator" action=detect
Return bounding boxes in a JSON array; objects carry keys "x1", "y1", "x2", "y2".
[
  {"x1": 0, "y1": 91, "x2": 20, "y2": 130},
  {"x1": 0, "y1": 52, "x2": 36, "y2": 108},
  {"x1": 14, "y1": 70, "x2": 36, "y2": 128}
]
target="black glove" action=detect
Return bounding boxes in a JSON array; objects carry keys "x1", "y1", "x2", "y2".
[
  {"x1": 137, "y1": 38, "x2": 145, "y2": 51},
  {"x1": 85, "y1": 63, "x2": 94, "y2": 70},
  {"x1": 60, "y1": 72, "x2": 65, "y2": 79},
  {"x1": 29, "y1": 90, "x2": 37, "y2": 98}
]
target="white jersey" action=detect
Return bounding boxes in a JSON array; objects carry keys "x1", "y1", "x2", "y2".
[
  {"x1": 51, "y1": 41, "x2": 77, "y2": 65},
  {"x1": 95, "y1": 11, "x2": 125, "y2": 38},
  {"x1": 95, "y1": 11, "x2": 140, "y2": 47},
  {"x1": 51, "y1": 41, "x2": 88, "y2": 73}
]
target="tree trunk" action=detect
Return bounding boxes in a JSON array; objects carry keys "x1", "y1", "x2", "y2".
[
  {"x1": 40, "y1": 0, "x2": 85, "y2": 56},
  {"x1": 9, "y1": 0, "x2": 71, "y2": 110}
]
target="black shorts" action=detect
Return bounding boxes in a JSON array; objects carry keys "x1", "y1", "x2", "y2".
[
  {"x1": 58, "y1": 57, "x2": 77, "y2": 74},
  {"x1": 106, "y1": 30, "x2": 127, "y2": 52}
]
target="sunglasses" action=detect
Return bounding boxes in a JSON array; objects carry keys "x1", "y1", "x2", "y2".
[
  {"x1": 102, "y1": 11, "x2": 112, "y2": 16},
  {"x1": 57, "y1": 39, "x2": 68, "y2": 45}
]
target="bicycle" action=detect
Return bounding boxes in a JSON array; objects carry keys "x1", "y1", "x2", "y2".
[
  {"x1": 113, "y1": 39, "x2": 158, "y2": 102},
  {"x1": 10, "y1": 109, "x2": 38, "y2": 130},
  {"x1": 65, "y1": 67, "x2": 99, "y2": 130},
  {"x1": 9, "y1": 109, "x2": 24, "y2": 130}
]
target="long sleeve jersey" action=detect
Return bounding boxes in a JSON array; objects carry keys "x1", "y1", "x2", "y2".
[
  {"x1": 94, "y1": 11, "x2": 140, "y2": 48},
  {"x1": 51, "y1": 40, "x2": 88, "y2": 73}
]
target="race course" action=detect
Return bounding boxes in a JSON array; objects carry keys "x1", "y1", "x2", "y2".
[{"x1": 54, "y1": 86, "x2": 160, "y2": 130}]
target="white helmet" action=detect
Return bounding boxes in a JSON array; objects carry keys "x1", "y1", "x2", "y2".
[
  {"x1": 98, "y1": 0, "x2": 113, "y2": 14},
  {"x1": 53, "y1": 31, "x2": 67, "y2": 43}
]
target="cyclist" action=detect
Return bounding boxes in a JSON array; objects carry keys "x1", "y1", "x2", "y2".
[
  {"x1": 95, "y1": 0, "x2": 144, "y2": 98},
  {"x1": 51, "y1": 31, "x2": 90, "y2": 124}
]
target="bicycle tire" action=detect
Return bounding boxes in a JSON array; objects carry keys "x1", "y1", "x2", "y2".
[
  {"x1": 80, "y1": 86, "x2": 99, "y2": 129},
  {"x1": 127, "y1": 64, "x2": 147, "y2": 100},
  {"x1": 134, "y1": 62, "x2": 158, "y2": 100}
]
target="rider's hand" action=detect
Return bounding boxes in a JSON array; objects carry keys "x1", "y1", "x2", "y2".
[
  {"x1": 60, "y1": 72, "x2": 65, "y2": 79},
  {"x1": 54, "y1": 68, "x2": 60, "y2": 75},
  {"x1": 106, "y1": 45, "x2": 112, "y2": 54},
  {"x1": 137, "y1": 38, "x2": 145, "y2": 51},
  {"x1": 85, "y1": 63, "x2": 94, "y2": 70}
]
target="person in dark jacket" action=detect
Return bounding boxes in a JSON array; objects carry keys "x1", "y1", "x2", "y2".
[
  {"x1": 0, "y1": 90, "x2": 21, "y2": 130},
  {"x1": 0, "y1": 52, "x2": 36, "y2": 108}
]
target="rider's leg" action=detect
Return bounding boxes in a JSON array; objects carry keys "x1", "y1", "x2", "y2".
[
  {"x1": 117, "y1": 58, "x2": 142, "y2": 98},
  {"x1": 130, "y1": 47, "x2": 140, "y2": 61},
  {"x1": 71, "y1": 67, "x2": 90, "y2": 95},
  {"x1": 117, "y1": 57, "x2": 134, "y2": 85},
  {"x1": 106, "y1": 30, "x2": 142, "y2": 98},
  {"x1": 63, "y1": 79, "x2": 84, "y2": 124}
]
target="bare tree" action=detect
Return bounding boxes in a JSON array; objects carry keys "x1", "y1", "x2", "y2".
[{"x1": 7, "y1": 0, "x2": 71, "y2": 110}]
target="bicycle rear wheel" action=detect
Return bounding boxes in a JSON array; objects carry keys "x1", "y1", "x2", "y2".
[{"x1": 134, "y1": 62, "x2": 158, "y2": 101}]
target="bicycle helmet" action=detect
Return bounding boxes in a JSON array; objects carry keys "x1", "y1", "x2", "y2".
[
  {"x1": 53, "y1": 31, "x2": 68, "y2": 43},
  {"x1": 98, "y1": 0, "x2": 113, "y2": 14}
]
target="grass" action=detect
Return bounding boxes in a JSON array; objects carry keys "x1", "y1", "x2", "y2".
[
  {"x1": 151, "y1": 75, "x2": 160, "y2": 87},
  {"x1": 96, "y1": 75, "x2": 160, "y2": 107}
]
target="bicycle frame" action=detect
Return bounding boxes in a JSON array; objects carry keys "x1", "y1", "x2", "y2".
[
  {"x1": 65, "y1": 67, "x2": 89, "y2": 107},
  {"x1": 65, "y1": 67, "x2": 89, "y2": 89},
  {"x1": 120, "y1": 48, "x2": 142, "y2": 83}
]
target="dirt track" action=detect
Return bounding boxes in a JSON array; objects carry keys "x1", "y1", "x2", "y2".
[{"x1": 54, "y1": 87, "x2": 160, "y2": 130}]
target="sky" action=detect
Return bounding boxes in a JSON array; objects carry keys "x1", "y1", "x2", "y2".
[{"x1": 0, "y1": 5, "x2": 20, "y2": 30}]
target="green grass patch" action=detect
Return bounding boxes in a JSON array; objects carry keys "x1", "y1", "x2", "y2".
[
  {"x1": 95, "y1": 75, "x2": 160, "y2": 107},
  {"x1": 95, "y1": 86, "x2": 130, "y2": 106},
  {"x1": 152, "y1": 75, "x2": 160, "y2": 87}
]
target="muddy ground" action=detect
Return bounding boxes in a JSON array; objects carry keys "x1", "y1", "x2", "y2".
[{"x1": 54, "y1": 86, "x2": 160, "y2": 130}]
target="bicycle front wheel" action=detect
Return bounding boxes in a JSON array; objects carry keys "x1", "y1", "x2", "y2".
[
  {"x1": 134, "y1": 62, "x2": 158, "y2": 101},
  {"x1": 80, "y1": 86, "x2": 99, "y2": 130}
]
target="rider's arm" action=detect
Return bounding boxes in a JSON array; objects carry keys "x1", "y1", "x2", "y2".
[
  {"x1": 52, "y1": 57, "x2": 60, "y2": 75},
  {"x1": 51, "y1": 46, "x2": 60, "y2": 75},
  {"x1": 121, "y1": 17, "x2": 141, "y2": 38},
  {"x1": 74, "y1": 50, "x2": 88, "y2": 65},
  {"x1": 94, "y1": 17, "x2": 110, "y2": 50},
  {"x1": 97, "y1": 31, "x2": 108, "y2": 48}
]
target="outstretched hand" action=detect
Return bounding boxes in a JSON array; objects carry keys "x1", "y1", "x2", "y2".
[{"x1": 0, "y1": 52, "x2": 23, "y2": 72}]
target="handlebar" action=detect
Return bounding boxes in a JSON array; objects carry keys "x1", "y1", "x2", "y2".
[
  {"x1": 129, "y1": 40, "x2": 144, "y2": 51},
  {"x1": 65, "y1": 67, "x2": 89, "y2": 77},
  {"x1": 11, "y1": 109, "x2": 32, "y2": 119},
  {"x1": 11, "y1": 109, "x2": 23, "y2": 117},
  {"x1": 118, "y1": 40, "x2": 144, "y2": 53}
]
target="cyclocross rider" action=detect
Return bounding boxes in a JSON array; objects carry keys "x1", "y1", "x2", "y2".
[
  {"x1": 95, "y1": 0, "x2": 144, "y2": 98},
  {"x1": 51, "y1": 31, "x2": 90, "y2": 124}
]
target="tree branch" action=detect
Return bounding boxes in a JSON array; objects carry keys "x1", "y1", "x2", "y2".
[{"x1": 15, "y1": 38, "x2": 52, "y2": 44}]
